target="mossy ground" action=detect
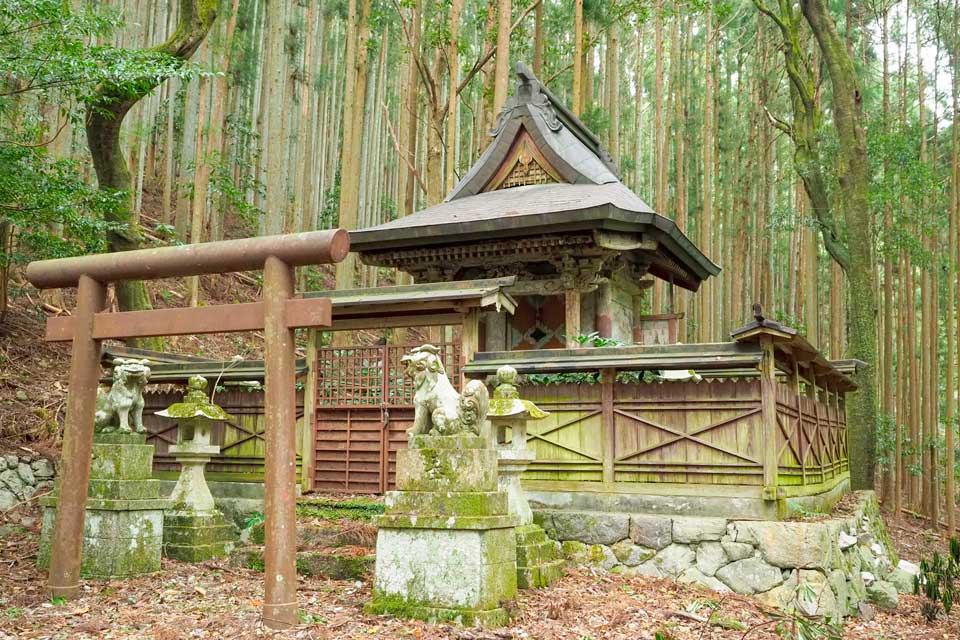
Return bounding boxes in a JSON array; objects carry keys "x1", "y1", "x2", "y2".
[{"x1": 296, "y1": 497, "x2": 384, "y2": 522}]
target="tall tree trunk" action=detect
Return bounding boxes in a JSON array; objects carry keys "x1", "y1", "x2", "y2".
[
  {"x1": 533, "y1": 0, "x2": 543, "y2": 77},
  {"x1": 800, "y1": 0, "x2": 878, "y2": 490},
  {"x1": 701, "y1": 5, "x2": 714, "y2": 341},
  {"x1": 335, "y1": 0, "x2": 372, "y2": 295},
  {"x1": 948, "y1": 0, "x2": 960, "y2": 536},
  {"x1": 85, "y1": 0, "x2": 216, "y2": 348},
  {"x1": 401, "y1": 1, "x2": 422, "y2": 217},
  {"x1": 446, "y1": 0, "x2": 464, "y2": 192},
  {"x1": 492, "y1": 0, "x2": 511, "y2": 115},
  {"x1": 188, "y1": 43, "x2": 212, "y2": 307},
  {"x1": 606, "y1": 19, "x2": 620, "y2": 164},
  {"x1": 880, "y1": 5, "x2": 896, "y2": 510},
  {"x1": 651, "y1": 0, "x2": 665, "y2": 314}
]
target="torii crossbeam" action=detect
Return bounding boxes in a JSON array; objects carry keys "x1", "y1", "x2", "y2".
[{"x1": 26, "y1": 229, "x2": 349, "y2": 630}]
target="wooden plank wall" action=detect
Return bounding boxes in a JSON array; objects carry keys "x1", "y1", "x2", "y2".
[
  {"x1": 307, "y1": 346, "x2": 850, "y2": 495},
  {"x1": 144, "y1": 389, "x2": 306, "y2": 481},
  {"x1": 774, "y1": 383, "x2": 849, "y2": 487},
  {"x1": 521, "y1": 380, "x2": 765, "y2": 486}
]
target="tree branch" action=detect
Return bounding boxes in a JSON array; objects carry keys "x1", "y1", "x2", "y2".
[
  {"x1": 455, "y1": 0, "x2": 542, "y2": 97},
  {"x1": 383, "y1": 102, "x2": 426, "y2": 195}
]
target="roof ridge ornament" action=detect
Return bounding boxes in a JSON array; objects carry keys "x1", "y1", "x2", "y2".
[{"x1": 490, "y1": 63, "x2": 562, "y2": 136}]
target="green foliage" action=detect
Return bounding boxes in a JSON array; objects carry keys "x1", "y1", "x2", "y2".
[
  {"x1": 580, "y1": 104, "x2": 609, "y2": 139},
  {"x1": 298, "y1": 611, "x2": 327, "y2": 624},
  {"x1": 0, "y1": 146, "x2": 118, "y2": 268},
  {"x1": 320, "y1": 168, "x2": 342, "y2": 229},
  {"x1": 914, "y1": 536, "x2": 960, "y2": 622},
  {"x1": 567, "y1": 331, "x2": 622, "y2": 348},
  {"x1": 243, "y1": 511, "x2": 265, "y2": 529},
  {"x1": 3, "y1": 607, "x2": 23, "y2": 620},
  {"x1": 296, "y1": 497, "x2": 384, "y2": 521},
  {"x1": 527, "y1": 371, "x2": 600, "y2": 385},
  {"x1": 0, "y1": 0, "x2": 204, "y2": 275},
  {"x1": 1, "y1": 2, "x2": 184, "y2": 104},
  {"x1": 526, "y1": 333, "x2": 660, "y2": 385}
]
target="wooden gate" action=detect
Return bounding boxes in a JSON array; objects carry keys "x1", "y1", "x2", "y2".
[
  {"x1": 144, "y1": 389, "x2": 306, "y2": 482},
  {"x1": 312, "y1": 342, "x2": 462, "y2": 493}
]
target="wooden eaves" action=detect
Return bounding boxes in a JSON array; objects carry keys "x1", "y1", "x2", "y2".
[
  {"x1": 730, "y1": 312, "x2": 857, "y2": 392},
  {"x1": 463, "y1": 342, "x2": 764, "y2": 376},
  {"x1": 303, "y1": 276, "x2": 517, "y2": 331}
]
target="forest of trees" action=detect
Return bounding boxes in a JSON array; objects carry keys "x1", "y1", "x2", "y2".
[{"x1": 2, "y1": 0, "x2": 959, "y2": 534}]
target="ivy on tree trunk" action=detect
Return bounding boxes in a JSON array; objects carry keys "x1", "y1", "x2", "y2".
[{"x1": 800, "y1": 0, "x2": 878, "y2": 490}]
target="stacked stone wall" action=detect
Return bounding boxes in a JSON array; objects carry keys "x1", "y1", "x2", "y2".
[
  {"x1": 535, "y1": 492, "x2": 915, "y2": 619},
  {"x1": 0, "y1": 452, "x2": 55, "y2": 509}
]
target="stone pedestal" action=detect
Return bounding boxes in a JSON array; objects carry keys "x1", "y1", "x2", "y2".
[
  {"x1": 39, "y1": 433, "x2": 168, "y2": 578},
  {"x1": 369, "y1": 434, "x2": 518, "y2": 627},
  {"x1": 495, "y1": 422, "x2": 564, "y2": 589},
  {"x1": 163, "y1": 443, "x2": 234, "y2": 562},
  {"x1": 489, "y1": 365, "x2": 563, "y2": 589}
]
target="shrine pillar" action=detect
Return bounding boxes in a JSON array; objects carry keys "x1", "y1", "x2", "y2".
[
  {"x1": 564, "y1": 289, "x2": 581, "y2": 348},
  {"x1": 596, "y1": 281, "x2": 613, "y2": 339}
]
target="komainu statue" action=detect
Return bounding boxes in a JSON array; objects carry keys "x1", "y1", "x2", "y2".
[
  {"x1": 402, "y1": 345, "x2": 489, "y2": 443},
  {"x1": 94, "y1": 358, "x2": 152, "y2": 433}
]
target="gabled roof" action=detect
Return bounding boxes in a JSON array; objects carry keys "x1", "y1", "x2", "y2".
[
  {"x1": 350, "y1": 64, "x2": 720, "y2": 291},
  {"x1": 447, "y1": 64, "x2": 621, "y2": 199}
]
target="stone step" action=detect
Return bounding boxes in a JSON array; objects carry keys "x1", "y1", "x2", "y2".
[
  {"x1": 299, "y1": 521, "x2": 377, "y2": 549},
  {"x1": 517, "y1": 539, "x2": 560, "y2": 567},
  {"x1": 515, "y1": 524, "x2": 548, "y2": 545},
  {"x1": 246, "y1": 520, "x2": 377, "y2": 549},
  {"x1": 230, "y1": 547, "x2": 374, "y2": 581},
  {"x1": 517, "y1": 558, "x2": 565, "y2": 589}
]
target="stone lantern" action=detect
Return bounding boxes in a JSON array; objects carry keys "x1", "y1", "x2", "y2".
[
  {"x1": 156, "y1": 375, "x2": 234, "y2": 561},
  {"x1": 487, "y1": 365, "x2": 563, "y2": 588}
]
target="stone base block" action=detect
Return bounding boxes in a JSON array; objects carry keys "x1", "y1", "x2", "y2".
[
  {"x1": 163, "y1": 511, "x2": 235, "y2": 562},
  {"x1": 514, "y1": 524, "x2": 564, "y2": 589},
  {"x1": 373, "y1": 527, "x2": 517, "y2": 620},
  {"x1": 38, "y1": 507, "x2": 164, "y2": 578},
  {"x1": 384, "y1": 490, "x2": 508, "y2": 517},
  {"x1": 88, "y1": 478, "x2": 162, "y2": 501},
  {"x1": 366, "y1": 597, "x2": 510, "y2": 627},
  {"x1": 395, "y1": 446, "x2": 499, "y2": 493},
  {"x1": 90, "y1": 441, "x2": 154, "y2": 481}
]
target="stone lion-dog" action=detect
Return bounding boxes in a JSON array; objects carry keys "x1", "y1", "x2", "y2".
[
  {"x1": 402, "y1": 345, "x2": 489, "y2": 442},
  {"x1": 94, "y1": 358, "x2": 152, "y2": 434}
]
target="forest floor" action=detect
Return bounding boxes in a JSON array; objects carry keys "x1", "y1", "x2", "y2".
[
  {"x1": 0, "y1": 498, "x2": 956, "y2": 640},
  {"x1": 0, "y1": 272, "x2": 958, "y2": 638}
]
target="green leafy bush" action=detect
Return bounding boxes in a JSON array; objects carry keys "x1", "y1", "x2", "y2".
[{"x1": 914, "y1": 536, "x2": 960, "y2": 622}]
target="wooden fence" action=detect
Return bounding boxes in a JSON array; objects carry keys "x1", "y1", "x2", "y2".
[
  {"x1": 142, "y1": 334, "x2": 849, "y2": 500},
  {"x1": 306, "y1": 340, "x2": 850, "y2": 498},
  {"x1": 143, "y1": 389, "x2": 306, "y2": 482}
]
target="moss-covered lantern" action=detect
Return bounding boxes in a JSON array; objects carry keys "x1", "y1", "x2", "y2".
[{"x1": 155, "y1": 375, "x2": 235, "y2": 561}]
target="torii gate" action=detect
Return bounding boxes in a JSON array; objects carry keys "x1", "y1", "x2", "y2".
[{"x1": 26, "y1": 229, "x2": 349, "y2": 630}]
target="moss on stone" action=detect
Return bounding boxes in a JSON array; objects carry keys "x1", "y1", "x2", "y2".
[{"x1": 366, "y1": 590, "x2": 510, "y2": 628}]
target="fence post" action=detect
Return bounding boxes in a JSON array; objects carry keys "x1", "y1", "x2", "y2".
[
  {"x1": 601, "y1": 367, "x2": 616, "y2": 485},
  {"x1": 461, "y1": 308, "x2": 480, "y2": 386},
  {"x1": 759, "y1": 335, "x2": 778, "y2": 500},
  {"x1": 300, "y1": 329, "x2": 319, "y2": 492}
]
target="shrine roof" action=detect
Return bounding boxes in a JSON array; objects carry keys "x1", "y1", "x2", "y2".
[{"x1": 349, "y1": 64, "x2": 719, "y2": 290}]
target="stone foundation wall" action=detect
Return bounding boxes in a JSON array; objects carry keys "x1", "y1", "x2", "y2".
[
  {"x1": 0, "y1": 452, "x2": 55, "y2": 509},
  {"x1": 535, "y1": 491, "x2": 915, "y2": 619}
]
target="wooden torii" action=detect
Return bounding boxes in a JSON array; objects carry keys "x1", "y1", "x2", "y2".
[{"x1": 26, "y1": 230, "x2": 349, "y2": 630}]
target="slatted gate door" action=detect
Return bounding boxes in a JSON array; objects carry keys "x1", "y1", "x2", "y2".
[{"x1": 312, "y1": 343, "x2": 462, "y2": 493}]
